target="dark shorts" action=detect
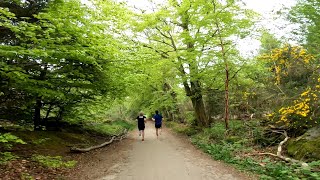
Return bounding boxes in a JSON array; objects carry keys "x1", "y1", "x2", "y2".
[
  {"x1": 138, "y1": 124, "x2": 145, "y2": 131},
  {"x1": 155, "y1": 124, "x2": 162, "y2": 129}
]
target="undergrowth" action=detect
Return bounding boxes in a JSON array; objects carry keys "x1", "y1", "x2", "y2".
[
  {"x1": 32, "y1": 155, "x2": 77, "y2": 168},
  {"x1": 83, "y1": 120, "x2": 135, "y2": 136},
  {"x1": 169, "y1": 120, "x2": 320, "y2": 180},
  {"x1": 0, "y1": 120, "x2": 134, "y2": 167}
]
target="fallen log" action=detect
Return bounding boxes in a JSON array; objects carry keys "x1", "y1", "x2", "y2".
[
  {"x1": 248, "y1": 130, "x2": 308, "y2": 167},
  {"x1": 70, "y1": 129, "x2": 128, "y2": 153}
]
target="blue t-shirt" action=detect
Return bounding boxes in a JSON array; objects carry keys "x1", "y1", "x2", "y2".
[{"x1": 153, "y1": 114, "x2": 162, "y2": 125}]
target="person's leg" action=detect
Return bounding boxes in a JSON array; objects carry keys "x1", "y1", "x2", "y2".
[
  {"x1": 142, "y1": 130, "x2": 145, "y2": 141},
  {"x1": 139, "y1": 130, "x2": 141, "y2": 136},
  {"x1": 156, "y1": 128, "x2": 159, "y2": 137}
]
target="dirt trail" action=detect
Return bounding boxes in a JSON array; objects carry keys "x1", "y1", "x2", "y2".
[{"x1": 70, "y1": 122, "x2": 254, "y2": 180}]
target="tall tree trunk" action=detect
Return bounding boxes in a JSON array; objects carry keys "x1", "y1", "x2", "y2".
[
  {"x1": 191, "y1": 80, "x2": 209, "y2": 126},
  {"x1": 190, "y1": 95, "x2": 208, "y2": 126},
  {"x1": 179, "y1": 63, "x2": 208, "y2": 126},
  {"x1": 43, "y1": 104, "x2": 53, "y2": 129},
  {"x1": 33, "y1": 97, "x2": 42, "y2": 131},
  {"x1": 180, "y1": 16, "x2": 208, "y2": 127},
  {"x1": 33, "y1": 65, "x2": 47, "y2": 131}
]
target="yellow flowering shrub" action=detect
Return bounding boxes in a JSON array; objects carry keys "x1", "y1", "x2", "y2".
[
  {"x1": 260, "y1": 45, "x2": 319, "y2": 131},
  {"x1": 260, "y1": 45, "x2": 314, "y2": 85},
  {"x1": 268, "y1": 77, "x2": 320, "y2": 130}
]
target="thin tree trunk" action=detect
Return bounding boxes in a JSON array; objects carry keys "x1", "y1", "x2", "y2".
[
  {"x1": 163, "y1": 82, "x2": 182, "y2": 122},
  {"x1": 45, "y1": 104, "x2": 53, "y2": 119},
  {"x1": 224, "y1": 66, "x2": 229, "y2": 130},
  {"x1": 57, "y1": 106, "x2": 64, "y2": 121},
  {"x1": 216, "y1": 23, "x2": 229, "y2": 130}
]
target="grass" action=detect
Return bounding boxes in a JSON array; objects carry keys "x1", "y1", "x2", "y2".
[{"x1": 169, "y1": 120, "x2": 320, "y2": 180}]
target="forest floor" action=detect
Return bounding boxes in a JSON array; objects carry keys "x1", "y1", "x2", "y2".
[{"x1": 66, "y1": 121, "x2": 255, "y2": 180}]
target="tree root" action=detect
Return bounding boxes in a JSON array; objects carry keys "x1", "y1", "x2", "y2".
[{"x1": 70, "y1": 129, "x2": 128, "y2": 153}]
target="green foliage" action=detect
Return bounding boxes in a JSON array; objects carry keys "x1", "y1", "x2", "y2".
[
  {"x1": 0, "y1": 0, "x2": 129, "y2": 127},
  {"x1": 32, "y1": 155, "x2": 77, "y2": 168},
  {"x1": 289, "y1": 0, "x2": 320, "y2": 56},
  {"x1": 0, "y1": 133, "x2": 26, "y2": 149},
  {"x1": 126, "y1": 0, "x2": 257, "y2": 126},
  {"x1": 186, "y1": 120, "x2": 320, "y2": 179},
  {"x1": 259, "y1": 30, "x2": 282, "y2": 54},
  {"x1": 258, "y1": 44, "x2": 319, "y2": 134},
  {"x1": 166, "y1": 122, "x2": 197, "y2": 136},
  {"x1": 32, "y1": 138, "x2": 50, "y2": 145},
  {"x1": 0, "y1": 152, "x2": 18, "y2": 164},
  {"x1": 84, "y1": 120, "x2": 134, "y2": 136}
]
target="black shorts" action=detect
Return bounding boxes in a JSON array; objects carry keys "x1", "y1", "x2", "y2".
[
  {"x1": 138, "y1": 124, "x2": 145, "y2": 131},
  {"x1": 155, "y1": 124, "x2": 161, "y2": 129}
]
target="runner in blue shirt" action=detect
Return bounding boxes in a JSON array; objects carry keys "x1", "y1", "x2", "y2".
[{"x1": 153, "y1": 110, "x2": 163, "y2": 138}]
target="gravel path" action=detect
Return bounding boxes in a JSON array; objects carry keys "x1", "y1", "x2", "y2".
[{"x1": 70, "y1": 121, "x2": 254, "y2": 180}]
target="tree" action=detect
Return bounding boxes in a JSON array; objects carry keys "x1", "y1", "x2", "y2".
[
  {"x1": 0, "y1": 0, "x2": 127, "y2": 129},
  {"x1": 131, "y1": 0, "x2": 254, "y2": 127},
  {"x1": 289, "y1": 0, "x2": 320, "y2": 56},
  {"x1": 259, "y1": 30, "x2": 282, "y2": 54}
]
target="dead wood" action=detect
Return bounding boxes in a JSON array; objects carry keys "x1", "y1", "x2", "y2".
[
  {"x1": 70, "y1": 129, "x2": 128, "y2": 153},
  {"x1": 248, "y1": 130, "x2": 308, "y2": 167}
]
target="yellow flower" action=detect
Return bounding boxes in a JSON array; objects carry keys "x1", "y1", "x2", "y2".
[{"x1": 301, "y1": 89, "x2": 310, "y2": 97}]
